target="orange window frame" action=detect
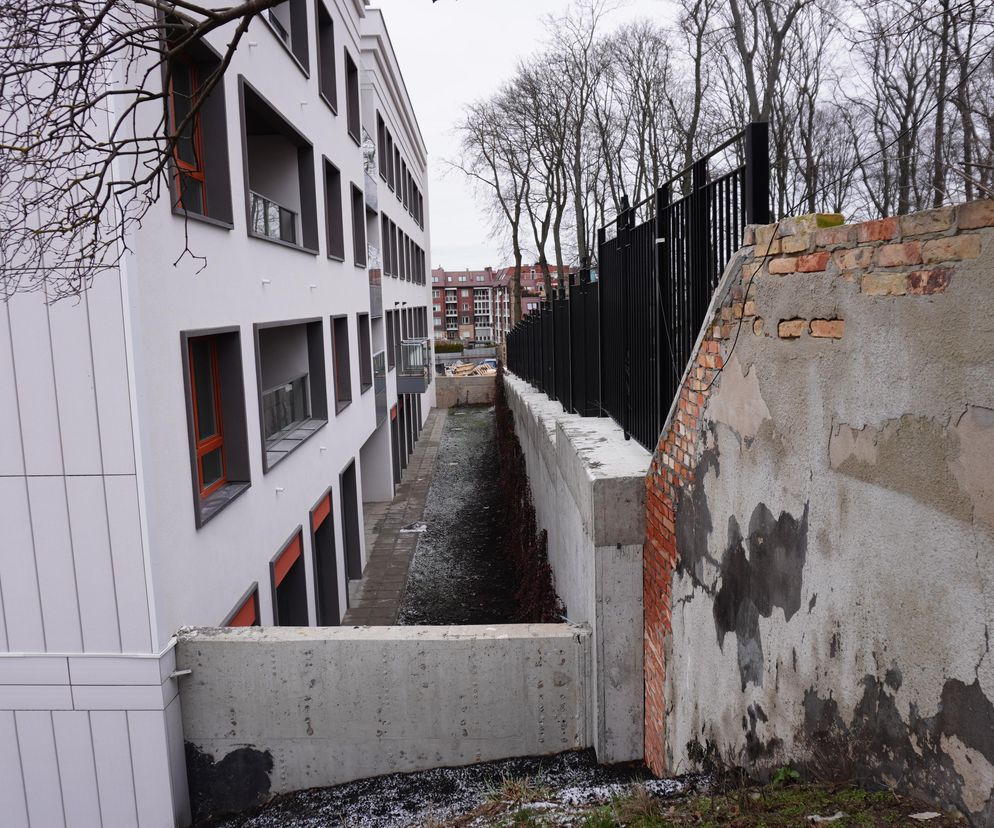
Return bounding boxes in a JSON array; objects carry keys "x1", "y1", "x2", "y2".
[
  {"x1": 189, "y1": 338, "x2": 227, "y2": 497},
  {"x1": 167, "y1": 57, "x2": 208, "y2": 214}
]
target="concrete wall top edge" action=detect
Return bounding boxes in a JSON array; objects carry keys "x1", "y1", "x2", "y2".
[{"x1": 177, "y1": 622, "x2": 589, "y2": 644}]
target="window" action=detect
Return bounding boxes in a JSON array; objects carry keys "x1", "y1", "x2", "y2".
[
  {"x1": 358, "y1": 313, "x2": 372, "y2": 392},
  {"x1": 386, "y1": 133, "x2": 395, "y2": 190},
  {"x1": 311, "y1": 490, "x2": 341, "y2": 625},
  {"x1": 458, "y1": 276, "x2": 467, "y2": 282},
  {"x1": 241, "y1": 78, "x2": 318, "y2": 252},
  {"x1": 324, "y1": 158, "x2": 345, "y2": 259},
  {"x1": 394, "y1": 148, "x2": 401, "y2": 197},
  {"x1": 182, "y1": 329, "x2": 250, "y2": 527},
  {"x1": 432, "y1": 275, "x2": 439, "y2": 284},
  {"x1": 271, "y1": 531, "x2": 308, "y2": 626},
  {"x1": 344, "y1": 49, "x2": 361, "y2": 144},
  {"x1": 165, "y1": 38, "x2": 233, "y2": 224},
  {"x1": 351, "y1": 184, "x2": 366, "y2": 267},
  {"x1": 255, "y1": 320, "x2": 328, "y2": 472},
  {"x1": 265, "y1": 1, "x2": 309, "y2": 73},
  {"x1": 188, "y1": 336, "x2": 227, "y2": 498},
  {"x1": 402, "y1": 161, "x2": 409, "y2": 210},
  {"x1": 386, "y1": 310, "x2": 395, "y2": 370},
  {"x1": 433, "y1": 304, "x2": 440, "y2": 313},
  {"x1": 461, "y1": 289, "x2": 470, "y2": 297},
  {"x1": 377, "y1": 114, "x2": 387, "y2": 180},
  {"x1": 316, "y1": 2, "x2": 337, "y2": 111},
  {"x1": 223, "y1": 585, "x2": 260, "y2": 626},
  {"x1": 168, "y1": 58, "x2": 208, "y2": 215},
  {"x1": 331, "y1": 315, "x2": 352, "y2": 411}
]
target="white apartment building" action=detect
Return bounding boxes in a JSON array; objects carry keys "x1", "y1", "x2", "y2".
[{"x1": 0, "y1": 2, "x2": 432, "y2": 825}]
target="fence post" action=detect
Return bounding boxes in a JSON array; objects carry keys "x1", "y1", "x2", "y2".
[
  {"x1": 619, "y1": 196, "x2": 632, "y2": 441},
  {"x1": 654, "y1": 183, "x2": 669, "y2": 445},
  {"x1": 744, "y1": 121, "x2": 771, "y2": 225},
  {"x1": 597, "y1": 226, "x2": 607, "y2": 418}
]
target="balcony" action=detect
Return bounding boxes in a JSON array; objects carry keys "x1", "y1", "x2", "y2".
[
  {"x1": 373, "y1": 350, "x2": 387, "y2": 425},
  {"x1": 368, "y1": 243, "x2": 383, "y2": 319},
  {"x1": 397, "y1": 338, "x2": 430, "y2": 393}
]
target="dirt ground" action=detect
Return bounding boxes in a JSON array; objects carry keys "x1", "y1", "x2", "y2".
[{"x1": 398, "y1": 405, "x2": 516, "y2": 625}]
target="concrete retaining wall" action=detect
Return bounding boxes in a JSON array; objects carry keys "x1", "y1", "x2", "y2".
[
  {"x1": 176, "y1": 624, "x2": 590, "y2": 821},
  {"x1": 436, "y1": 375, "x2": 496, "y2": 408},
  {"x1": 503, "y1": 374, "x2": 648, "y2": 764},
  {"x1": 644, "y1": 205, "x2": 994, "y2": 824}
]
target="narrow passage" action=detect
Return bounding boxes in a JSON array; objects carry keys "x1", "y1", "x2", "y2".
[{"x1": 398, "y1": 404, "x2": 515, "y2": 624}]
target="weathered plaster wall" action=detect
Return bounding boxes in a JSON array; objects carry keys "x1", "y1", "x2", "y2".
[
  {"x1": 504, "y1": 374, "x2": 647, "y2": 764},
  {"x1": 644, "y1": 203, "x2": 994, "y2": 824},
  {"x1": 176, "y1": 624, "x2": 590, "y2": 822}
]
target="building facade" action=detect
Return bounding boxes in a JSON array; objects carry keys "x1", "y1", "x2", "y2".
[
  {"x1": 432, "y1": 264, "x2": 566, "y2": 343},
  {"x1": 0, "y1": 2, "x2": 432, "y2": 825}
]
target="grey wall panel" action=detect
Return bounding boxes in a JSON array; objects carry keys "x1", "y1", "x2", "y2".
[
  {"x1": 52, "y1": 711, "x2": 103, "y2": 827},
  {"x1": 48, "y1": 295, "x2": 102, "y2": 476},
  {"x1": 66, "y1": 476, "x2": 121, "y2": 653},
  {"x1": 0, "y1": 304, "x2": 25, "y2": 477},
  {"x1": 0, "y1": 711, "x2": 29, "y2": 828},
  {"x1": 165, "y1": 695, "x2": 191, "y2": 826},
  {"x1": 85, "y1": 274, "x2": 136, "y2": 477},
  {"x1": 0, "y1": 477, "x2": 45, "y2": 652},
  {"x1": 27, "y1": 476, "x2": 82, "y2": 653},
  {"x1": 104, "y1": 476, "x2": 152, "y2": 653},
  {"x1": 127, "y1": 709, "x2": 176, "y2": 825},
  {"x1": 16, "y1": 710, "x2": 67, "y2": 828},
  {"x1": 90, "y1": 710, "x2": 139, "y2": 827},
  {"x1": 6, "y1": 293, "x2": 64, "y2": 476}
]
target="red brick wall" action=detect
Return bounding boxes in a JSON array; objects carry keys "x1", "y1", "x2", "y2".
[{"x1": 642, "y1": 200, "x2": 994, "y2": 775}]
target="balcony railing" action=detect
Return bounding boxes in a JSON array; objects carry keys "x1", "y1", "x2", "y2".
[
  {"x1": 250, "y1": 191, "x2": 297, "y2": 244},
  {"x1": 397, "y1": 338, "x2": 430, "y2": 393}
]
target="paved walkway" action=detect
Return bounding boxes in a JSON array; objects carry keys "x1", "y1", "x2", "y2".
[{"x1": 343, "y1": 408, "x2": 447, "y2": 625}]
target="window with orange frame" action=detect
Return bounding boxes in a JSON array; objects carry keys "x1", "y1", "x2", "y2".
[{"x1": 188, "y1": 336, "x2": 226, "y2": 497}]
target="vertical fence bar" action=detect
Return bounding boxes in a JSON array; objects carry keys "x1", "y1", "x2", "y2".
[{"x1": 745, "y1": 121, "x2": 771, "y2": 225}]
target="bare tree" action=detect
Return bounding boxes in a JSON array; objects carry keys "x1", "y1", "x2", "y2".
[
  {"x1": 454, "y1": 95, "x2": 532, "y2": 325},
  {"x1": 0, "y1": 0, "x2": 289, "y2": 300}
]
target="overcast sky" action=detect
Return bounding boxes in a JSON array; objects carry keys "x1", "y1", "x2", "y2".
[{"x1": 371, "y1": 0, "x2": 671, "y2": 271}]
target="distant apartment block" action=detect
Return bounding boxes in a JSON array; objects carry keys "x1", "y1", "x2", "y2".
[
  {"x1": 432, "y1": 264, "x2": 570, "y2": 343},
  {"x1": 0, "y1": 2, "x2": 432, "y2": 825}
]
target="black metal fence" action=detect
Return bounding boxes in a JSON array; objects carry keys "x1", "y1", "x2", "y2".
[{"x1": 506, "y1": 122, "x2": 770, "y2": 452}]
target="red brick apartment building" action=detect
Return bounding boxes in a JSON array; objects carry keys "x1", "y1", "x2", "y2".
[{"x1": 431, "y1": 264, "x2": 569, "y2": 343}]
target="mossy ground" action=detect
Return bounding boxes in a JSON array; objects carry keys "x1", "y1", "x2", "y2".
[{"x1": 441, "y1": 779, "x2": 963, "y2": 827}]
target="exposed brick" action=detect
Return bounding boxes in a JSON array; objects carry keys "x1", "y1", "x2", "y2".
[
  {"x1": 741, "y1": 261, "x2": 763, "y2": 280},
  {"x1": 797, "y1": 251, "x2": 831, "y2": 272},
  {"x1": 742, "y1": 225, "x2": 757, "y2": 246},
  {"x1": 768, "y1": 256, "x2": 797, "y2": 275},
  {"x1": 900, "y1": 206, "x2": 954, "y2": 236},
  {"x1": 755, "y1": 225, "x2": 782, "y2": 255},
  {"x1": 921, "y1": 234, "x2": 981, "y2": 263},
  {"x1": 744, "y1": 300, "x2": 758, "y2": 317},
  {"x1": 833, "y1": 247, "x2": 873, "y2": 270},
  {"x1": 958, "y1": 199, "x2": 994, "y2": 229},
  {"x1": 809, "y1": 318, "x2": 845, "y2": 338},
  {"x1": 861, "y1": 271, "x2": 908, "y2": 296},
  {"x1": 781, "y1": 233, "x2": 812, "y2": 254},
  {"x1": 778, "y1": 318, "x2": 806, "y2": 338},
  {"x1": 857, "y1": 217, "x2": 899, "y2": 243},
  {"x1": 815, "y1": 225, "x2": 857, "y2": 246},
  {"x1": 752, "y1": 317, "x2": 764, "y2": 336},
  {"x1": 908, "y1": 267, "x2": 952, "y2": 295},
  {"x1": 874, "y1": 241, "x2": 921, "y2": 267}
]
